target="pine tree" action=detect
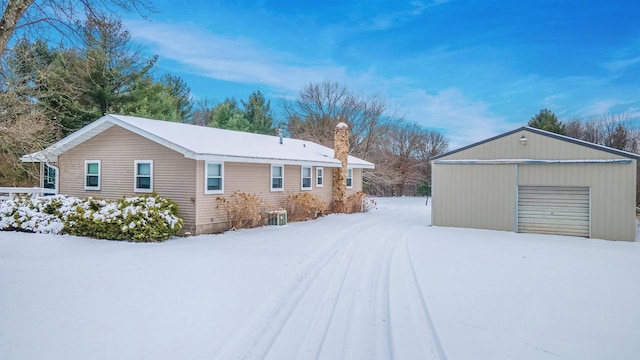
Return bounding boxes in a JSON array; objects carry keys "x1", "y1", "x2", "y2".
[{"x1": 528, "y1": 108, "x2": 565, "y2": 134}]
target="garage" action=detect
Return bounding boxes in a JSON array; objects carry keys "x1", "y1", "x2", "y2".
[
  {"x1": 430, "y1": 126, "x2": 639, "y2": 242},
  {"x1": 517, "y1": 186, "x2": 590, "y2": 237}
]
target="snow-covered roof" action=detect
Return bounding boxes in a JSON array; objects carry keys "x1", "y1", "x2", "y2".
[{"x1": 22, "y1": 114, "x2": 375, "y2": 169}]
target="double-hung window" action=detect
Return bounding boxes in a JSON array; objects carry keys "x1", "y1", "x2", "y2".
[
  {"x1": 346, "y1": 168, "x2": 353, "y2": 189},
  {"x1": 301, "y1": 166, "x2": 312, "y2": 190},
  {"x1": 205, "y1": 162, "x2": 224, "y2": 194},
  {"x1": 316, "y1": 167, "x2": 323, "y2": 187},
  {"x1": 84, "y1": 160, "x2": 101, "y2": 190},
  {"x1": 134, "y1": 160, "x2": 153, "y2": 192},
  {"x1": 271, "y1": 165, "x2": 284, "y2": 191}
]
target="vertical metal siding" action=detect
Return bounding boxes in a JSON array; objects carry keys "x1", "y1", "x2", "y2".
[
  {"x1": 432, "y1": 164, "x2": 515, "y2": 231},
  {"x1": 519, "y1": 163, "x2": 635, "y2": 241},
  {"x1": 442, "y1": 131, "x2": 628, "y2": 161}
]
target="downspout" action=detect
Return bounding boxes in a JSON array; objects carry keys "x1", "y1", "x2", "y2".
[{"x1": 514, "y1": 164, "x2": 518, "y2": 232}]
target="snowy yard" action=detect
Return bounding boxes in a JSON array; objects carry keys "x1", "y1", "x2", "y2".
[{"x1": 1, "y1": 197, "x2": 639, "y2": 359}]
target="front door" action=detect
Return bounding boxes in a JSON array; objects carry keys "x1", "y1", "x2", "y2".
[{"x1": 43, "y1": 163, "x2": 58, "y2": 195}]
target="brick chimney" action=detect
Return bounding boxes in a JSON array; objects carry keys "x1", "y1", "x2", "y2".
[{"x1": 332, "y1": 122, "x2": 349, "y2": 213}]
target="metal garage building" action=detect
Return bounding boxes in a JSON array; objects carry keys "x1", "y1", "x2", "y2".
[{"x1": 430, "y1": 126, "x2": 639, "y2": 242}]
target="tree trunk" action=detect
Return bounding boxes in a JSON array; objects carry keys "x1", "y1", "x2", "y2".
[{"x1": 0, "y1": 0, "x2": 34, "y2": 58}]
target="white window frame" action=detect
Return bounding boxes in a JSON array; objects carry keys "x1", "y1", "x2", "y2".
[
  {"x1": 84, "y1": 160, "x2": 101, "y2": 190},
  {"x1": 346, "y1": 168, "x2": 353, "y2": 189},
  {"x1": 301, "y1": 166, "x2": 312, "y2": 190},
  {"x1": 204, "y1": 162, "x2": 224, "y2": 195},
  {"x1": 134, "y1": 160, "x2": 153, "y2": 193},
  {"x1": 271, "y1": 164, "x2": 284, "y2": 192},
  {"x1": 316, "y1": 167, "x2": 323, "y2": 187}
]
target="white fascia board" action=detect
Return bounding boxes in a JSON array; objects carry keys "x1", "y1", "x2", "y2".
[{"x1": 192, "y1": 153, "x2": 343, "y2": 167}]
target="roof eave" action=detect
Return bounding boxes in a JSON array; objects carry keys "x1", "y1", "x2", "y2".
[{"x1": 432, "y1": 126, "x2": 640, "y2": 161}]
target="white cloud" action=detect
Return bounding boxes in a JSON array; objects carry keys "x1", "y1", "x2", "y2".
[
  {"x1": 394, "y1": 88, "x2": 511, "y2": 149},
  {"x1": 126, "y1": 21, "x2": 347, "y2": 92},
  {"x1": 580, "y1": 98, "x2": 633, "y2": 117}
]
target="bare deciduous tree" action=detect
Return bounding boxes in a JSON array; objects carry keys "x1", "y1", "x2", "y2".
[
  {"x1": 1, "y1": 0, "x2": 154, "y2": 58},
  {"x1": 282, "y1": 80, "x2": 399, "y2": 159},
  {"x1": 0, "y1": 62, "x2": 59, "y2": 185}
]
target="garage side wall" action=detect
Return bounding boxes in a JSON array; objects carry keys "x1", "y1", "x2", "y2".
[
  {"x1": 519, "y1": 162, "x2": 636, "y2": 241},
  {"x1": 432, "y1": 164, "x2": 516, "y2": 231}
]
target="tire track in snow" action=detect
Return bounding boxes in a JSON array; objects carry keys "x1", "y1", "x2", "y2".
[
  {"x1": 212, "y1": 217, "x2": 372, "y2": 360},
  {"x1": 342, "y1": 226, "x2": 399, "y2": 360},
  {"x1": 295, "y1": 238, "x2": 360, "y2": 360},
  {"x1": 397, "y1": 235, "x2": 447, "y2": 360}
]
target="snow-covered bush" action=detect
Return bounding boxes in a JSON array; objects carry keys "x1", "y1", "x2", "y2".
[
  {"x1": 0, "y1": 195, "x2": 82, "y2": 234},
  {"x1": 0, "y1": 194, "x2": 183, "y2": 242}
]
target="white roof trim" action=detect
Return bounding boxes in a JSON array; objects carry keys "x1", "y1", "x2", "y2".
[
  {"x1": 21, "y1": 114, "x2": 376, "y2": 169},
  {"x1": 193, "y1": 153, "x2": 343, "y2": 167}
]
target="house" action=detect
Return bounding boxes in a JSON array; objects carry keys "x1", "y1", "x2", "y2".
[
  {"x1": 430, "y1": 126, "x2": 639, "y2": 242},
  {"x1": 22, "y1": 114, "x2": 374, "y2": 234}
]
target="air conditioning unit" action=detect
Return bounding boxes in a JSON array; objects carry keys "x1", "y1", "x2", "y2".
[{"x1": 267, "y1": 209, "x2": 287, "y2": 226}]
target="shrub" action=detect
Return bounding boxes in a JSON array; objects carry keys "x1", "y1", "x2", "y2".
[
  {"x1": 0, "y1": 194, "x2": 183, "y2": 242},
  {"x1": 284, "y1": 193, "x2": 328, "y2": 222},
  {"x1": 345, "y1": 191, "x2": 376, "y2": 213},
  {"x1": 63, "y1": 195, "x2": 183, "y2": 242},
  {"x1": 216, "y1": 191, "x2": 265, "y2": 230}
]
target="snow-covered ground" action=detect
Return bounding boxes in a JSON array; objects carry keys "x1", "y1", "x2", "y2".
[{"x1": 1, "y1": 197, "x2": 639, "y2": 360}]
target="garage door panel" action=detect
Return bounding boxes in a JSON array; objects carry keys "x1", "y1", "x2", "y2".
[
  {"x1": 518, "y1": 186, "x2": 590, "y2": 237},
  {"x1": 518, "y1": 207, "x2": 589, "y2": 215}
]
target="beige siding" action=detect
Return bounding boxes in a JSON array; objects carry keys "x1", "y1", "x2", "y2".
[
  {"x1": 432, "y1": 164, "x2": 516, "y2": 231},
  {"x1": 58, "y1": 126, "x2": 197, "y2": 231},
  {"x1": 347, "y1": 168, "x2": 363, "y2": 196},
  {"x1": 195, "y1": 162, "x2": 338, "y2": 233},
  {"x1": 519, "y1": 162, "x2": 636, "y2": 241},
  {"x1": 444, "y1": 130, "x2": 627, "y2": 161}
]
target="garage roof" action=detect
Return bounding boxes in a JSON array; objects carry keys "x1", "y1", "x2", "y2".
[{"x1": 432, "y1": 126, "x2": 640, "y2": 161}]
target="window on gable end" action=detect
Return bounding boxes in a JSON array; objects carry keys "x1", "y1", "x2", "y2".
[
  {"x1": 134, "y1": 160, "x2": 153, "y2": 193},
  {"x1": 84, "y1": 160, "x2": 101, "y2": 190}
]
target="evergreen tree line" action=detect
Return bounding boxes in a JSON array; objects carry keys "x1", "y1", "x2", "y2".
[
  {"x1": 528, "y1": 109, "x2": 639, "y2": 153},
  {"x1": 0, "y1": 12, "x2": 447, "y2": 194},
  {"x1": 528, "y1": 109, "x2": 640, "y2": 204}
]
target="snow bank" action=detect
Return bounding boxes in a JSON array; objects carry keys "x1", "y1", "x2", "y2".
[{"x1": 1, "y1": 197, "x2": 639, "y2": 359}]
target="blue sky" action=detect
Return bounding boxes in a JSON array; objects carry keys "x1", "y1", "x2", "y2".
[{"x1": 124, "y1": 0, "x2": 640, "y2": 148}]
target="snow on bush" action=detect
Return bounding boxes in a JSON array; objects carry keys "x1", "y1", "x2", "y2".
[{"x1": 0, "y1": 194, "x2": 183, "y2": 242}]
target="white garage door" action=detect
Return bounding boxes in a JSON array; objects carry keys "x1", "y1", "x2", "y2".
[{"x1": 518, "y1": 186, "x2": 590, "y2": 237}]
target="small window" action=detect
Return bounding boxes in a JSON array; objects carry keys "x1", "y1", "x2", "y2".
[
  {"x1": 316, "y1": 167, "x2": 323, "y2": 187},
  {"x1": 271, "y1": 165, "x2": 284, "y2": 191},
  {"x1": 301, "y1": 166, "x2": 312, "y2": 190},
  {"x1": 205, "y1": 162, "x2": 224, "y2": 194},
  {"x1": 134, "y1": 160, "x2": 153, "y2": 193},
  {"x1": 84, "y1": 160, "x2": 101, "y2": 190},
  {"x1": 346, "y1": 168, "x2": 353, "y2": 189}
]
